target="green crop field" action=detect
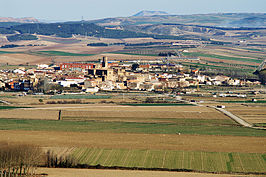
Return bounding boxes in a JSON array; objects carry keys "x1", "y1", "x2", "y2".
[
  {"x1": 68, "y1": 148, "x2": 266, "y2": 174},
  {"x1": 0, "y1": 51, "x2": 19, "y2": 54},
  {"x1": 183, "y1": 52, "x2": 262, "y2": 64},
  {"x1": 0, "y1": 106, "x2": 26, "y2": 110},
  {"x1": 49, "y1": 94, "x2": 111, "y2": 99},
  {"x1": 0, "y1": 118, "x2": 265, "y2": 136},
  {"x1": 35, "y1": 51, "x2": 94, "y2": 56}
]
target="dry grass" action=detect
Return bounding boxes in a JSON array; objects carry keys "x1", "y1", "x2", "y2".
[{"x1": 1, "y1": 130, "x2": 265, "y2": 153}]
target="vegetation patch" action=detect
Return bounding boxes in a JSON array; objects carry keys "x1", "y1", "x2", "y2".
[
  {"x1": 0, "y1": 118, "x2": 265, "y2": 137},
  {"x1": 6, "y1": 34, "x2": 37, "y2": 42},
  {"x1": 0, "y1": 51, "x2": 18, "y2": 54},
  {"x1": 0, "y1": 106, "x2": 27, "y2": 110}
]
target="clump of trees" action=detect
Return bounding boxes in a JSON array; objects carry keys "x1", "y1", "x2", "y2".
[
  {"x1": 45, "y1": 150, "x2": 77, "y2": 168},
  {"x1": 87, "y1": 43, "x2": 108, "y2": 46},
  {"x1": 0, "y1": 142, "x2": 43, "y2": 176},
  {"x1": 47, "y1": 100, "x2": 82, "y2": 104},
  {"x1": 7, "y1": 34, "x2": 38, "y2": 42}
]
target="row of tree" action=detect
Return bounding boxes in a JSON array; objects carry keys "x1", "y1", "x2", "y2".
[{"x1": 0, "y1": 143, "x2": 43, "y2": 176}]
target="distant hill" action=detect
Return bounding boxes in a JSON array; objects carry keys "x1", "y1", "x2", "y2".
[
  {"x1": 229, "y1": 17, "x2": 266, "y2": 27},
  {"x1": 0, "y1": 22, "x2": 202, "y2": 41},
  {"x1": 133, "y1": 10, "x2": 169, "y2": 17},
  {"x1": 90, "y1": 13, "x2": 266, "y2": 28},
  {"x1": 0, "y1": 17, "x2": 38, "y2": 23}
]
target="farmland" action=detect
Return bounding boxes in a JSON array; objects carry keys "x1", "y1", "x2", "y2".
[
  {"x1": 1, "y1": 118, "x2": 264, "y2": 136},
  {"x1": 182, "y1": 52, "x2": 262, "y2": 64},
  {"x1": 65, "y1": 148, "x2": 266, "y2": 174},
  {"x1": 0, "y1": 38, "x2": 265, "y2": 176}
]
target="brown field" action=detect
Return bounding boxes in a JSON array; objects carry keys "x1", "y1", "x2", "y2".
[
  {"x1": 0, "y1": 53, "x2": 50, "y2": 65},
  {"x1": 36, "y1": 168, "x2": 254, "y2": 177},
  {"x1": 0, "y1": 105, "x2": 227, "y2": 121},
  {"x1": 1, "y1": 130, "x2": 265, "y2": 153},
  {"x1": 227, "y1": 106, "x2": 266, "y2": 123}
]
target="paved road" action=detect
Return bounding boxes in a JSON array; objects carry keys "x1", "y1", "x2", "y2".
[
  {"x1": 207, "y1": 105, "x2": 265, "y2": 130},
  {"x1": 0, "y1": 99, "x2": 11, "y2": 105},
  {"x1": 215, "y1": 107, "x2": 253, "y2": 127}
]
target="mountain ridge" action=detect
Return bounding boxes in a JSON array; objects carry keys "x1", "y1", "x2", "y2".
[
  {"x1": 0, "y1": 17, "x2": 39, "y2": 23},
  {"x1": 133, "y1": 10, "x2": 169, "y2": 17}
]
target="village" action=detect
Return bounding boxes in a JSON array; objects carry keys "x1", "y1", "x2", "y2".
[{"x1": 0, "y1": 56, "x2": 262, "y2": 95}]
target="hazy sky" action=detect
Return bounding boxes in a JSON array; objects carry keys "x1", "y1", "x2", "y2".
[{"x1": 1, "y1": 0, "x2": 265, "y2": 21}]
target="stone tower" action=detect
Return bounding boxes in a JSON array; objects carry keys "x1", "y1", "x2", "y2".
[{"x1": 102, "y1": 56, "x2": 108, "y2": 68}]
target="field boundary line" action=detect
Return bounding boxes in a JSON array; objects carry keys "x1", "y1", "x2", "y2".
[
  {"x1": 219, "y1": 152, "x2": 226, "y2": 172},
  {"x1": 123, "y1": 150, "x2": 131, "y2": 166},
  {"x1": 255, "y1": 153, "x2": 265, "y2": 171},
  {"x1": 161, "y1": 151, "x2": 167, "y2": 168},
  {"x1": 182, "y1": 151, "x2": 185, "y2": 169},
  {"x1": 74, "y1": 148, "x2": 85, "y2": 161},
  {"x1": 190, "y1": 152, "x2": 194, "y2": 169},
  {"x1": 85, "y1": 148, "x2": 97, "y2": 163},
  {"x1": 91, "y1": 149, "x2": 103, "y2": 165},
  {"x1": 142, "y1": 150, "x2": 149, "y2": 167},
  {"x1": 201, "y1": 152, "x2": 204, "y2": 171},
  {"x1": 79, "y1": 148, "x2": 91, "y2": 163},
  {"x1": 149, "y1": 153, "x2": 154, "y2": 168},
  {"x1": 103, "y1": 149, "x2": 114, "y2": 166},
  {"x1": 237, "y1": 153, "x2": 245, "y2": 172}
]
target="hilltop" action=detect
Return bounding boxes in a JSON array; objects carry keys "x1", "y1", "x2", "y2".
[{"x1": 132, "y1": 10, "x2": 169, "y2": 17}]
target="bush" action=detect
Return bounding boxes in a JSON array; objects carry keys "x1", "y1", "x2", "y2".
[{"x1": 145, "y1": 97, "x2": 155, "y2": 103}]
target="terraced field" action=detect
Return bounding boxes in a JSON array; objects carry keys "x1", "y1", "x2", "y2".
[{"x1": 62, "y1": 148, "x2": 266, "y2": 174}]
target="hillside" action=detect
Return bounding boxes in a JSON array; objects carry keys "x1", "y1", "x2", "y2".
[
  {"x1": 0, "y1": 22, "x2": 210, "y2": 41},
  {"x1": 0, "y1": 17, "x2": 38, "y2": 23},
  {"x1": 90, "y1": 13, "x2": 266, "y2": 28}
]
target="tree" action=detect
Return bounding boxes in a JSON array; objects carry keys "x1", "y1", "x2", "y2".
[{"x1": 131, "y1": 63, "x2": 139, "y2": 71}]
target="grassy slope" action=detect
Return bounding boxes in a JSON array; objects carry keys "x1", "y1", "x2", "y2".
[{"x1": 0, "y1": 118, "x2": 265, "y2": 137}]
